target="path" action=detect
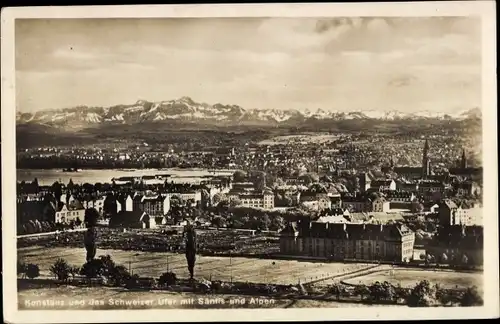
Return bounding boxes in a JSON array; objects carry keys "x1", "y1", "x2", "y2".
[{"x1": 17, "y1": 228, "x2": 87, "y2": 238}]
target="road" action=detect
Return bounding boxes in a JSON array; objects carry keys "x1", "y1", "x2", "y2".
[{"x1": 17, "y1": 228, "x2": 87, "y2": 239}]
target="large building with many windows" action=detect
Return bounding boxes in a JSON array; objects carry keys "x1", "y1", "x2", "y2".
[
  {"x1": 228, "y1": 189, "x2": 275, "y2": 209},
  {"x1": 280, "y1": 220, "x2": 415, "y2": 262}
]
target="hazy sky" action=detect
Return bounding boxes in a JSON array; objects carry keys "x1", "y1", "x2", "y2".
[{"x1": 16, "y1": 17, "x2": 481, "y2": 113}]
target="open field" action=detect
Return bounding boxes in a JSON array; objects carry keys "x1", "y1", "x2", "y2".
[
  {"x1": 19, "y1": 246, "x2": 373, "y2": 285},
  {"x1": 342, "y1": 268, "x2": 483, "y2": 291}
]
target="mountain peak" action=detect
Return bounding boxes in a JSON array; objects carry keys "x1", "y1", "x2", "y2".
[{"x1": 16, "y1": 97, "x2": 481, "y2": 128}]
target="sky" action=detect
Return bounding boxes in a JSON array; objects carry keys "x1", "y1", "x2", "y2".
[{"x1": 16, "y1": 17, "x2": 481, "y2": 113}]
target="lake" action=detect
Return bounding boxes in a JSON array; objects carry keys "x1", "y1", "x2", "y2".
[{"x1": 17, "y1": 168, "x2": 236, "y2": 186}]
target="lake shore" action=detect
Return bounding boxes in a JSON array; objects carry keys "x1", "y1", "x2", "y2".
[{"x1": 17, "y1": 168, "x2": 236, "y2": 186}]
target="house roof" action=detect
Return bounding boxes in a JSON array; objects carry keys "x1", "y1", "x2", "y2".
[
  {"x1": 215, "y1": 147, "x2": 234, "y2": 155},
  {"x1": 348, "y1": 212, "x2": 404, "y2": 223},
  {"x1": 371, "y1": 180, "x2": 394, "y2": 187},
  {"x1": 453, "y1": 181, "x2": 476, "y2": 189},
  {"x1": 133, "y1": 194, "x2": 144, "y2": 202},
  {"x1": 114, "y1": 210, "x2": 148, "y2": 225},
  {"x1": 448, "y1": 167, "x2": 482, "y2": 175},
  {"x1": 342, "y1": 196, "x2": 366, "y2": 203},
  {"x1": 442, "y1": 199, "x2": 458, "y2": 209},
  {"x1": 383, "y1": 191, "x2": 414, "y2": 199},
  {"x1": 66, "y1": 200, "x2": 85, "y2": 210},
  {"x1": 394, "y1": 167, "x2": 422, "y2": 174},
  {"x1": 419, "y1": 181, "x2": 445, "y2": 188},
  {"x1": 298, "y1": 221, "x2": 412, "y2": 240},
  {"x1": 279, "y1": 222, "x2": 298, "y2": 236},
  {"x1": 142, "y1": 194, "x2": 166, "y2": 202}
]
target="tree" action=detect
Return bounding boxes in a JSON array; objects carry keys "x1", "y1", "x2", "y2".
[
  {"x1": 426, "y1": 222, "x2": 437, "y2": 233},
  {"x1": 354, "y1": 284, "x2": 370, "y2": 300},
  {"x1": 441, "y1": 253, "x2": 448, "y2": 264},
  {"x1": 426, "y1": 254, "x2": 435, "y2": 264},
  {"x1": 250, "y1": 171, "x2": 267, "y2": 191},
  {"x1": 186, "y1": 198, "x2": 196, "y2": 207},
  {"x1": 410, "y1": 201, "x2": 424, "y2": 214},
  {"x1": 84, "y1": 208, "x2": 100, "y2": 228},
  {"x1": 461, "y1": 254, "x2": 469, "y2": 266},
  {"x1": 212, "y1": 193, "x2": 224, "y2": 205},
  {"x1": 328, "y1": 283, "x2": 342, "y2": 300},
  {"x1": 69, "y1": 266, "x2": 81, "y2": 281},
  {"x1": 50, "y1": 258, "x2": 71, "y2": 282},
  {"x1": 84, "y1": 227, "x2": 97, "y2": 262},
  {"x1": 125, "y1": 274, "x2": 141, "y2": 289},
  {"x1": 40, "y1": 221, "x2": 52, "y2": 232},
  {"x1": 406, "y1": 280, "x2": 439, "y2": 307},
  {"x1": 108, "y1": 265, "x2": 131, "y2": 287},
  {"x1": 369, "y1": 281, "x2": 385, "y2": 302},
  {"x1": 233, "y1": 170, "x2": 247, "y2": 183},
  {"x1": 170, "y1": 195, "x2": 184, "y2": 209},
  {"x1": 158, "y1": 272, "x2": 177, "y2": 287},
  {"x1": 80, "y1": 259, "x2": 104, "y2": 279},
  {"x1": 51, "y1": 181, "x2": 63, "y2": 202},
  {"x1": 17, "y1": 261, "x2": 27, "y2": 278},
  {"x1": 381, "y1": 281, "x2": 397, "y2": 302},
  {"x1": 75, "y1": 217, "x2": 82, "y2": 228},
  {"x1": 211, "y1": 215, "x2": 226, "y2": 228},
  {"x1": 24, "y1": 222, "x2": 35, "y2": 234},
  {"x1": 25, "y1": 264, "x2": 40, "y2": 279},
  {"x1": 261, "y1": 213, "x2": 271, "y2": 231},
  {"x1": 67, "y1": 178, "x2": 75, "y2": 191},
  {"x1": 395, "y1": 284, "x2": 410, "y2": 303},
  {"x1": 33, "y1": 220, "x2": 43, "y2": 233},
  {"x1": 229, "y1": 198, "x2": 242, "y2": 208},
  {"x1": 460, "y1": 286, "x2": 483, "y2": 306},
  {"x1": 298, "y1": 173, "x2": 319, "y2": 185},
  {"x1": 184, "y1": 224, "x2": 197, "y2": 280},
  {"x1": 98, "y1": 255, "x2": 116, "y2": 277},
  {"x1": 274, "y1": 177, "x2": 285, "y2": 188},
  {"x1": 270, "y1": 215, "x2": 285, "y2": 231}
]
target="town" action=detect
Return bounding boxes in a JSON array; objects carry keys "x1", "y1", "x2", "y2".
[{"x1": 17, "y1": 134, "x2": 484, "y2": 308}]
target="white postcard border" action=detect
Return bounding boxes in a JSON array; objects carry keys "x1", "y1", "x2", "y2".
[{"x1": 2, "y1": 2, "x2": 498, "y2": 323}]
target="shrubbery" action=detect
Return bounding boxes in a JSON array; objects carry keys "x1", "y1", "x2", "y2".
[
  {"x1": 17, "y1": 261, "x2": 27, "y2": 278},
  {"x1": 158, "y1": 272, "x2": 177, "y2": 287},
  {"x1": 50, "y1": 258, "x2": 71, "y2": 282},
  {"x1": 125, "y1": 274, "x2": 141, "y2": 289},
  {"x1": 460, "y1": 286, "x2": 483, "y2": 306},
  {"x1": 326, "y1": 280, "x2": 483, "y2": 307},
  {"x1": 25, "y1": 264, "x2": 40, "y2": 279}
]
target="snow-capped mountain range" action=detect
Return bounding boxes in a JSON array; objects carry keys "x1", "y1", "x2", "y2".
[{"x1": 16, "y1": 96, "x2": 482, "y2": 128}]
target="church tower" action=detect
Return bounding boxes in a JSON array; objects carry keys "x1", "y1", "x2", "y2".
[
  {"x1": 460, "y1": 149, "x2": 468, "y2": 168},
  {"x1": 422, "y1": 139, "x2": 430, "y2": 178}
]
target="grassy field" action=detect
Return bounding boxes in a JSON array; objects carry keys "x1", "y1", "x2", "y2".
[
  {"x1": 342, "y1": 268, "x2": 483, "y2": 290},
  {"x1": 19, "y1": 246, "x2": 373, "y2": 285}
]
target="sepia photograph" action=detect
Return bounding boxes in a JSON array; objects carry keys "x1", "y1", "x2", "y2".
[{"x1": 2, "y1": 2, "x2": 498, "y2": 323}]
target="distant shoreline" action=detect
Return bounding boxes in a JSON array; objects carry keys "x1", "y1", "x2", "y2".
[{"x1": 17, "y1": 168, "x2": 238, "y2": 173}]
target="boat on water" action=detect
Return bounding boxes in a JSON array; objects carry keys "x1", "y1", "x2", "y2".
[{"x1": 62, "y1": 168, "x2": 81, "y2": 172}]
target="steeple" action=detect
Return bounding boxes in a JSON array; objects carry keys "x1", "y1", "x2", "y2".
[
  {"x1": 422, "y1": 139, "x2": 430, "y2": 178},
  {"x1": 460, "y1": 149, "x2": 468, "y2": 168}
]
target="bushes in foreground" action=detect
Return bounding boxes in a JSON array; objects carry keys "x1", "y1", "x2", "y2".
[
  {"x1": 327, "y1": 280, "x2": 483, "y2": 307},
  {"x1": 17, "y1": 256, "x2": 485, "y2": 308},
  {"x1": 158, "y1": 272, "x2": 177, "y2": 287},
  {"x1": 25, "y1": 264, "x2": 40, "y2": 279}
]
